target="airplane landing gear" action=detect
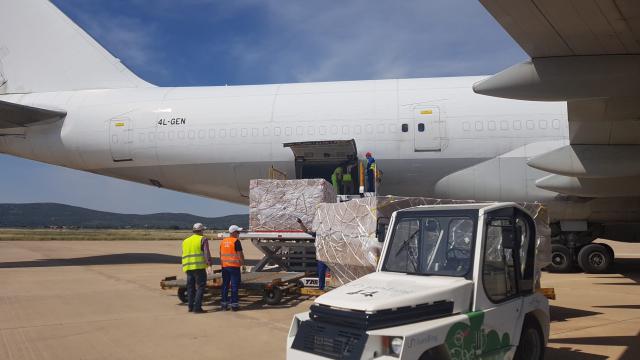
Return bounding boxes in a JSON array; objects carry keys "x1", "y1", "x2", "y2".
[{"x1": 548, "y1": 223, "x2": 613, "y2": 274}]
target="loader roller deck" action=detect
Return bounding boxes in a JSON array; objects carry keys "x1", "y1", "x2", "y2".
[{"x1": 161, "y1": 271, "x2": 307, "y2": 305}]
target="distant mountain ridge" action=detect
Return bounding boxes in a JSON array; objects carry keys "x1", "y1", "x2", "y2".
[{"x1": 0, "y1": 203, "x2": 248, "y2": 229}]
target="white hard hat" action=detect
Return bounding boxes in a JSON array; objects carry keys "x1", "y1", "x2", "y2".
[
  {"x1": 193, "y1": 223, "x2": 206, "y2": 231},
  {"x1": 228, "y1": 225, "x2": 243, "y2": 233}
]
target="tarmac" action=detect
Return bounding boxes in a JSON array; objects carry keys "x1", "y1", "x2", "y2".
[{"x1": 0, "y1": 238, "x2": 637, "y2": 360}]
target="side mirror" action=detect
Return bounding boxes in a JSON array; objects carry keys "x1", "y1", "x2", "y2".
[
  {"x1": 376, "y1": 218, "x2": 389, "y2": 242},
  {"x1": 501, "y1": 227, "x2": 515, "y2": 249}
]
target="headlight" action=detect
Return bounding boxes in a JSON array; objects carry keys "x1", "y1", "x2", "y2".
[{"x1": 390, "y1": 337, "x2": 403, "y2": 356}]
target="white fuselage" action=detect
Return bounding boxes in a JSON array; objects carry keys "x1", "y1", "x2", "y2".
[{"x1": 0, "y1": 76, "x2": 576, "y2": 217}]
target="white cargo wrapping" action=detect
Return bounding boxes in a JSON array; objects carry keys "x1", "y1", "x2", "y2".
[
  {"x1": 249, "y1": 179, "x2": 336, "y2": 231},
  {"x1": 313, "y1": 196, "x2": 551, "y2": 287}
]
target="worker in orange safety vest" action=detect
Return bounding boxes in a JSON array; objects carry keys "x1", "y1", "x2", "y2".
[{"x1": 220, "y1": 225, "x2": 245, "y2": 311}]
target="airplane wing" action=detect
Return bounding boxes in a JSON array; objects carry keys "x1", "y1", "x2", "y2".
[
  {"x1": 474, "y1": 0, "x2": 640, "y2": 197},
  {"x1": 0, "y1": 100, "x2": 66, "y2": 129}
]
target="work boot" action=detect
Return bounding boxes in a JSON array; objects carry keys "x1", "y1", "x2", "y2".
[
  {"x1": 193, "y1": 308, "x2": 207, "y2": 314},
  {"x1": 188, "y1": 308, "x2": 194, "y2": 313},
  {"x1": 220, "y1": 305, "x2": 228, "y2": 311},
  {"x1": 231, "y1": 307, "x2": 239, "y2": 312}
]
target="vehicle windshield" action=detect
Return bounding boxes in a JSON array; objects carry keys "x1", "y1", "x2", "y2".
[{"x1": 382, "y1": 215, "x2": 476, "y2": 277}]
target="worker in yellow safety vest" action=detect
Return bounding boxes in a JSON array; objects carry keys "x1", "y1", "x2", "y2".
[
  {"x1": 220, "y1": 225, "x2": 245, "y2": 311},
  {"x1": 182, "y1": 223, "x2": 213, "y2": 314}
]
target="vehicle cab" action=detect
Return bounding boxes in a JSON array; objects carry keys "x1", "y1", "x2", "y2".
[{"x1": 287, "y1": 203, "x2": 549, "y2": 360}]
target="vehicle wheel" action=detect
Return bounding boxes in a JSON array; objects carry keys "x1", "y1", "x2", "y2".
[
  {"x1": 177, "y1": 287, "x2": 188, "y2": 303},
  {"x1": 596, "y1": 243, "x2": 615, "y2": 261},
  {"x1": 264, "y1": 287, "x2": 283, "y2": 305},
  {"x1": 549, "y1": 244, "x2": 572, "y2": 273},
  {"x1": 514, "y1": 317, "x2": 545, "y2": 360},
  {"x1": 577, "y1": 244, "x2": 612, "y2": 273}
]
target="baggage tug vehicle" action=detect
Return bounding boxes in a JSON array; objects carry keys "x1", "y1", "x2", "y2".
[{"x1": 287, "y1": 203, "x2": 549, "y2": 360}]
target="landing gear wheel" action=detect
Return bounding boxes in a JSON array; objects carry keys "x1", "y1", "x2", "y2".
[
  {"x1": 597, "y1": 243, "x2": 615, "y2": 261},
  {"x1": 578, "y1": 244, "x2": 612, "y2": 273},
  {"x1": 177, "y1": 287, "x2": 188, "y2": 303},
  {"x1": 264, "y1": 287, "x2": 283, "y2": 305},
  {"x1": 514, "y1": 317, "x2": 545, "y2": 360},
  {"x1": 549, "y1": 244, "x2": 572, "y2": 273}
]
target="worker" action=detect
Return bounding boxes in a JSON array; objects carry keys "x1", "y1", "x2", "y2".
[
  {"x1": 365, "y1": 152, "x2": 376, "y2": 193},
  {"x1": 331, "y1": 166, "x2": 344, "y2": 195},
  {"x1": 181, "y1": 223, "x2": 213, "y2": 314},
  {"x1": 297, "y1": 218, "x2": 328, "y2": 291},
  {"x1": 220, "y1": 225, "x2": 245, "y2": 311},
  {"x1": 343, "y1": 163, "x2": 355, "y2": 195}
]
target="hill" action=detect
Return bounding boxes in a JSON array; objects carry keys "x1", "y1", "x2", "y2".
[{"x1": 0, "y1": 203, "x2": 248, "y2": 230}]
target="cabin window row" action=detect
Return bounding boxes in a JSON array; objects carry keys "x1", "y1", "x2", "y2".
[{"x1": 462, "y1": 119, "x2": 562, "y2": 132}]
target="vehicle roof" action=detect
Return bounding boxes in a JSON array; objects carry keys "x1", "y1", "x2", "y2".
[{"x1": 395, "y1": 202, "x2": 522, "y2": 213}]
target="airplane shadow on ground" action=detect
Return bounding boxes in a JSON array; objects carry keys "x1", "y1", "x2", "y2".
[
  {"x1": 550, "y1": 305, "x2": 601, "y2": 322},
  {"x1": 590, "y1": 258, "x2": 640, "y2": 285},
  {"x1": 0, "y1": 254, "x2": 260, "y2": 268}
]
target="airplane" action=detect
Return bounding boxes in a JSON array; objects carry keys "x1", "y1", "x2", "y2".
[{"x1": 1, "y1": 0, "x2": 638, "y2": 274}]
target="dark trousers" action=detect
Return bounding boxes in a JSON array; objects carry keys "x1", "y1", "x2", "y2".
[
  {"x1": 317, "y1": 261, "x2": 328, "y2": 290},
  {"x1": 366, "y1": 170, "x2": 375, "y2": 192},
  {"x1": 221, "y1": 267, "x2": 241, "y2": 308},
  {"x1": 186, "y1": 268, "x2": 207, "y2": 311}
]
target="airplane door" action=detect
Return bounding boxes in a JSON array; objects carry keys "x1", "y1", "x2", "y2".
[
  {"x1": 413, "y1": 106, "x2": 442, "y2": 151},
  {"x1": 109, "y1": 118, "x2": 133, "y2": 162}
]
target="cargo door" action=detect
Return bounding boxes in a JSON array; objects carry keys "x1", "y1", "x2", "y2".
[
  {"x1": 414, "y1": 106, "x2": 442, "y2": 151},
  {"x1": 109, "y1": 118, "x2": 133, "y2": 162},
  {"x1": 284, "y1": 139, "x2": 358, "y2": 180}
]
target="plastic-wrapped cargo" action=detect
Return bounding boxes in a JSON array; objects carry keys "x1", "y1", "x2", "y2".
[
  {"x1": 249, "y1": 179, "x2": 336, "y2": 231},
  {"x1": 313, "y1": 196, "x2": 551, "y2": 287}
]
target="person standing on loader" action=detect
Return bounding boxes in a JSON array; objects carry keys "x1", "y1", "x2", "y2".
[
  {"x1": 331, "y1": 166, "x2": 344, "y2": 195},
  {"x1": 365, "y1": 152, "x2": 376, "y2": 193},
  {"x1": 181, "y1": 223, "x2": 213, "y2": 314},
  {"x1": 220, "y1": 225, "x2": 245, "y2": 311}
]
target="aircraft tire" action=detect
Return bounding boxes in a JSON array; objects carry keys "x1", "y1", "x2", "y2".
[
  {"x1": 596, "y1": 242, "x2": 615, "y2": 261},
  {"x1": 578, "y1": 244, "x2": 612, "y2": 274},
  {"x1": 549, "y1": 244, "x2": 572, "y2": 273}
]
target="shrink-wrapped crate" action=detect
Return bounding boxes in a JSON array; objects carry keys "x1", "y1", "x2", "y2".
[
  {"x1": 249, "y1": 179, "x2": 336, "y2": 231},
  {"x1": 313, "y1": 196, "x2": 551, "y2": 287}
]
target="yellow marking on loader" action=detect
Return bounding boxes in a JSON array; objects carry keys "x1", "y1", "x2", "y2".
[{"x1": 420, "y1": 110, "x2": 433, "y2": 115}]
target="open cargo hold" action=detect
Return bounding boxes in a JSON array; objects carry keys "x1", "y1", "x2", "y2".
[
  {"x1": 313, "y1": 196, "x2": 551, "y2": 287},
  {"x1": 249, "y1": 178, "x2": 336, "y2": 231}
]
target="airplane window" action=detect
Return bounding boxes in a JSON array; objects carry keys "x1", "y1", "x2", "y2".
[
  {"x1": 198, "y1": 130, "x2": 206, "y2": 139},
  {"x1": 263, "y1": 127, "x2": 269, "y2": 136},
  {"x1": 319, "y1": 126, "x2": 327, "y2": 135},
  {"x1": 148, "y1": 132, "x2": 155, "y2": 142},
  {"x1": 296, "y1": 127, "x2": 303, "y2": 136},
  {"x1": 365, "y1": 125, "x2": 373, "y2": 134},
  {"x1": 488, "y1": 121, "x2": 496, "y2": 130},
  {"x1": 342, "y1": 126, "x2": 349, "y2": 134},
  {"x1": 402, "y1": 124, "x2": 408, "y2": 132},
  {"x1": 285, "y1": 127, "x2": 292, "y2": 136},
  {"x1": 241, "y1": 128, "x2": 248, "y2": 137},
  {"x1": 526, "y1": 120, "x2": 534, "y2": 130},
  {"x1": 157, "y1": 132, "x2": 165, "y2": 140},
  {"x1": 219, "y1": 129, "x2": 227, "y2": 138},
  {"x1": 355, "y1": 125, "x2": 362, "y2": 134},
  {"x1": 418, "y1": 123, "x2": 425, "y2": 132},
  {"x1": 138, "y1": 134, "x2": 145, "y2": 143},
  {"x1": 552, "y1": 119, "x2": 560, "y2": 129},
  {"x1": 168, "y1": 131, "x2": 175, "y2": 140},
  {"x1": 252, "y1": 128, "x2": 258, "y2": 137},
  {"x1": 500, "y1": 121, "x2": 509, "y2": 130},
  {"x1": 331, "y1": 126, "x2": 338, "y2": 135},
  {"x1": 539, "y1": 120, "x2": 548, "y2": 129},
  {"x1": 388, "y1": 124, "x2": 396, "y2": 133},
  {"x1": 189, "y1": 130, "x2": 197, "y2": 139},
  {"x1": 475, "y1": 121, "x2": 483, "y2": 131},
  {"x1": 274, "y1": 127, "x2": 281, "y2": 136},
  {"x1": 209, "y1": 129, "x2": 215, "y2": 138},
  {"x1": 377, "y1": 124, "x2": 385, "y2": 133},
  {"x1": 463, "y1": 122, "x2": 470, "y2": 131},
  {"x1": 307, "y1": 126, "x2": 314, "y2": 135},
  {"x1": 513, "y1": 120, "x2": 522, "y2": 130},
  {"x1": 178, "y1": 131, "x2": 185, "y2": 139}
]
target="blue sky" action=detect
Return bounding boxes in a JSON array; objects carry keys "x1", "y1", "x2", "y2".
[{"x1": 0, "y1": 0, "x2": 527, "y2": 217}]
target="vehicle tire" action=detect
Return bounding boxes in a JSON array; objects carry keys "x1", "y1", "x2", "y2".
[
  {"x1": 597, "y1": 243, "x2": 615, "y2": 261},
  {"x1": 177, "y1": 287, "x2": 188, "y2": 303},
  {"x1": 514, "y1": 317, "x2": 545, "y2": 360},
  {"x1": 264, "y1": 287, "x2": 283, "y2": 305},
  {"x1": 549, "y1": 244, "x2": 572, "y2": 273},
  {"x1": 577, "y1": 243, "x2": 612, "y2": 273}
]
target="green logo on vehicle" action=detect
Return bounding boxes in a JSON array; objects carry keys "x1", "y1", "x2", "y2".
[{"x1": 445, "y1": 311, "x2": 510, "y2": 360}]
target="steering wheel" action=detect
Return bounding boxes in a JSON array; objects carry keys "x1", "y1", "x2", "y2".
[{"x1": 446, "y1": 246, "x2": 470, "y2": 259}]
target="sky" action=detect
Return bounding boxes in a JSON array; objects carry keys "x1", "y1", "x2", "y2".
[{"x1": 0, "y1": 0, "x2": 527, "y2": 217}]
